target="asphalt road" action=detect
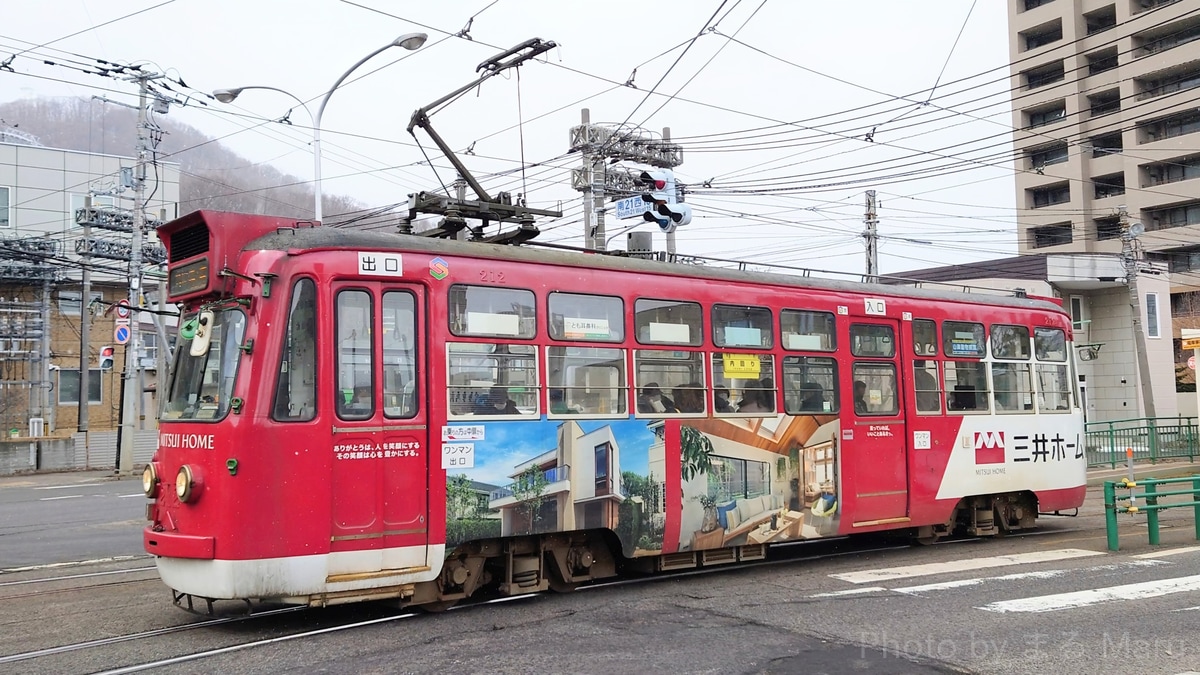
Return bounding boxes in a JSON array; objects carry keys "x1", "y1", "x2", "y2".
[
  {"x1": 0, "y1": 470, "x2": 145, "y2": 569},
  {"x1": 3, "y1": 470, "x2": 1200, "y2": 674}
]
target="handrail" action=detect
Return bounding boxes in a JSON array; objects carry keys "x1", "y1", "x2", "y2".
[
  {"x1": 1085, "y1": 416, "x2": 1198, "y2": 468},
  {"x1": 1103, "y1": 476, "x2": 1200, "y2": 551}
]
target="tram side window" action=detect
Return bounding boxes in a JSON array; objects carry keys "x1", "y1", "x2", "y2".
[
  {"x1": 547, "y1": 346, "x2": 627, "y2": 415},
  {"x1": 712, "y1": 353, "x2": 776, "y2": 415},
  {"x1": 336, "y1": 290, "x2": 375, "y2": 421},
  {"x1": 448, "y1": 284, "x2": 536, "y2": 339},
  {"x1": 382, "y1": 291, "x2": 417, "y2": 419},
  {"x1": 945, "y1": 361, "x2": 989, "y2": 413},
  {"x1": 548, "y1": 292, "x2": 624, "y2": 342},
  {"x1": 852, "y1": 363, "x2": 898, "y2": 415},
  {"x1": 634, "y1": 299, "x2": 702, "y2": 346},
  {"x1": 914, "y1": 360, "x2": 941, "y2": 413},
  {"x1": 1035, "y1": 327, "x2": 1071, "y2": 413},
  {"x1": 943, "y1": 321, "x2": 986, "y2": 358},
  {"x1": 991, "y1": 324, "x2": 1031, "y2": 360},
  {"x1": 713, "y1": 304, "x2": 773, "y2": 348},
  {"x1": 992, "y1": 362, "x2": 1033, "y2": 413},
  {"x1": 850, "y1": 324, "x2": 895, "y2": 357},
  {"x1": 782, "y1": 356, "x2": 838, "y2": 414},
  {"x1": 447, "y1": 343, "x2": 538, "y2": 417},
  {"x1": 913, "y1": 319, "x2": 938, "y2": 357},
  {"x1": 272, "y1": 279, "x2": 317, "y2": 422},
  {"x1": 781, "y1": 309, "x2": 836, "y2": 351},
  {"x1": 634, "y1": 349, "x2": 705, "y2": 415}
]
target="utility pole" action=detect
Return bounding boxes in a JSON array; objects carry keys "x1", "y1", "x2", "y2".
[
  {"x1": 664, "y1": 127, "x2": 677, "y2": 260},
  {"x1": 117, "y1": 72, "x2": 157, "y2": 474},
  {"x1": 1119, "y1": 204, "x2": 1157, "y2": 418},
  {"x1": 580, "y1": 109, "x2": 595, "y2": 250},
  {"x1": 78, "y1": 196, "x2": 92, "y2": 449},
  {"x1": 864, "y1": 190, "x2": 879, "y2": 282}
]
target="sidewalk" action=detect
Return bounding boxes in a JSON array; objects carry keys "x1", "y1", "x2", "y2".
[{"x1": 1086, "y1": 459, "x2": 1200, "y2": 487}]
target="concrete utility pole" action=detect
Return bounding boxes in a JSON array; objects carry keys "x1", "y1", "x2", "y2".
[
  {"x1": 580, "y1": 109, "x2": 595, "y2": 250},
  {"x1": 1119, "y1": 204, "x2": 1157, "y2": 418},
  {"x1": 663, "y1": 127, "x2": 677, "y2": 260},
  {"x1": 78, "y1": 196, "x2": 92, "y2": 442},
  {"x1": 864, "y1": 190, "x2": 879, "y2": 282},
  {"x1": 117, "y1": 73, "x2": 157, "y2": 474}
]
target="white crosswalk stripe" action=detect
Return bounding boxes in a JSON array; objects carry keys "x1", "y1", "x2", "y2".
[
  {"x1": 812, "y1": 546, "x2": 1200, "y2": 616},
  {"x1": 892, "y1": 560, "x2": 1165, "y2": 595},
  {"x1": 828, "y1": 548, "x2": 1103, "y2": 584},
  {"x1": 978, "y1": 575, "x2": 1200, "y2": 614}
]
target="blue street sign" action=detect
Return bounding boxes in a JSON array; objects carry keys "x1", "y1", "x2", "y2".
[
  {"x1": 114, "y1": 325, "x2": 130, "y2": 345},
  {"x1": 615, "y1": 196, "x2": 651, "y2": 220}
]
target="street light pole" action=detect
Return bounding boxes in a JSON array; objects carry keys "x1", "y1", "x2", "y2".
[{"x1": 213, "y1": 32, "x2": 427, "y2": 223}]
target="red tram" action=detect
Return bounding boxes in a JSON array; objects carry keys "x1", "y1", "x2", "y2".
[{"x1": 142, "y1": 210, "x2": 1086, "y2": 609}]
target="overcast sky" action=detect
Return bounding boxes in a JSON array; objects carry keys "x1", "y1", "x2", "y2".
[{"x1": 2, "y1": 0, "x2": 1021, "y2": 277}]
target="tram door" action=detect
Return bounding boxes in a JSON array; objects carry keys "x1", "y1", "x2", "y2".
[
  {"x1": 844, "y1": 319, "x2": 909, "y2": 525},
  {"x1": 330, "y1": 283, "x2": 429, "y2": 571}
]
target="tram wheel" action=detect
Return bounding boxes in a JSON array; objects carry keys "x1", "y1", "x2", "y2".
[{"x1": 420, "y1": 599, "x2": 459, "y2": 613}]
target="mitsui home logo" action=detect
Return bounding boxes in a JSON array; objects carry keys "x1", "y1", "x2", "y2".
[{"x1": 974, "y1": 431, "x2": 1005, "y2": 465}]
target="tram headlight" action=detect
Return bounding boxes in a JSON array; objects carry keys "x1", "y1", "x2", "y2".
[
  {"x1": 142, "y1": 464, "x2": 159, "y2": 497},
  {"x1": 175, "y1": 465, "x2": 196, "y2": 503}
]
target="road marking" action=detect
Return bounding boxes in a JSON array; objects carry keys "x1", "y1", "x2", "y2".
[
  {"x1": 34, "y1": 483, "x2": 106, "y2": 490},
  {"x1": 1172, "y1": 606, "x2": 1200, "y2": 612},
  {"x1": 1134, "y1": 545, "x2": 1200, "y2": 559},
  {"x1": 1, "y1": 555, "x2": 144, "y2": 574},
  {"x1": 978, "y1": 574, "x2": 1200, "y2": 613},
  {"x1": 118, "y1": 493, "x2": 146, "y2": 498},
  {"x1": 893, "y1": 560, "x2": 1165, "y2": 595},
  {"x1": 809, "y1": 586, "x2": 889, "y2": 598},
  {"x1": 829, "y1": 548, "x2": 1104, "y2": 584},
  {"x1": 38, "y1": 495, "x2": 82, "y2": 501}
]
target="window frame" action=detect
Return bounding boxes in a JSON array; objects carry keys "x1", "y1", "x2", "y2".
[
  {"x1": 633, "y1": 349, "x2": 707, "y2": 417},
  {"x1": 849, "y1": 323, "x2": 896, "y2": 358},
  {"x1": 334, "y1": 288, "x2": 376, "y2": 421},
  {"x1": 57, "y1": 368, "x2": 103, "y2": 405},
  {"x1": 448, "y1": 284, "x2": 537, "y2": 339},
  {"x1": 547, "y1": 291, "x2": 625, "y2": 343},
  {"x1": 546, "y1": 345, "x2": 628, "y2": 418},
  {"x1": 851, "y1": 361, "x2": 899, "y2": 417},
  {"x1": 712, "y1": 303, "x2": 773, "y2": 349},
  {"x1": 446, "y1": 342, "x2": 541, "y2": 419},
  {"x1": 634, "y1": 298, "x2": 703, "y2": 347},
  {"x1": 780, "y1": 309, "x2": 837, "y2": 352},
  {"x1": 272, "y1": 277, "x2": 319, "y2": 422}
]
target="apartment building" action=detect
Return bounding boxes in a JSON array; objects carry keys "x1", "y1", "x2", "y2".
[
  {"x1": 1007, "y1": 0, "x2": 1200, "y2": 417},
  {"x1": 1010, "y1": 0, "x2": 1200, "y2": 291}
]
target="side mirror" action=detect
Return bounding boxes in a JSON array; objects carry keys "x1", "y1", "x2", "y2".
[{"x1": 189, "y1": 310, "x2": 216, "y2": 357}]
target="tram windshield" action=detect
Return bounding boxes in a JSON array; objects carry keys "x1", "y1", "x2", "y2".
[{"x1": 162, "y1": 309, "x2": 247, "y2": 421}]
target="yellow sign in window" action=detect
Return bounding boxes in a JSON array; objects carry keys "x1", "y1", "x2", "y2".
[
  {"x1": 722, "y1": 353, "x2": 761, "y2": 378},
  {"x1": 1183, "y1": 338, "x2": 1200, "y2": 350}
]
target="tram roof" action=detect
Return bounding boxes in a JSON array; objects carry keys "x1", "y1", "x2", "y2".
[{"x1": 247, "y1": 225, "x2": 1065, "y2": 315}]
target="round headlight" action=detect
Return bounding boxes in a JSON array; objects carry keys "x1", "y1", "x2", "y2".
[
  {"x1": 176, "y1": 465, "x2": 195, "y2": 503},
  {"x1": 142, "y1": 464, "x2": 159, "y2": 497}
]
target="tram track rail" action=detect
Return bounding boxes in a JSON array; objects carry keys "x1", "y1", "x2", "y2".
[{"x1": 4, "y1": 523, "x2": 1090, "y2": 673}]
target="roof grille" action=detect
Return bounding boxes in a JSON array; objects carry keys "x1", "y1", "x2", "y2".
[{"x1": 169, "y1": 223, "x2": 210, "y2": 262}]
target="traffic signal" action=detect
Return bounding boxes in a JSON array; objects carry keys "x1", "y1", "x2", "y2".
[
  {"x1": 636, "y1": 169, "x2": 692, "y2": 233},
  {"x1": 98, "y1": 345, "x2": 114, "y2": 371}
]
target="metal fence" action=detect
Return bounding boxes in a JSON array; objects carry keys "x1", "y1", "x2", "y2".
[{"x1": 1085, "y1": 417, "x2": 1198, "y2": 468}]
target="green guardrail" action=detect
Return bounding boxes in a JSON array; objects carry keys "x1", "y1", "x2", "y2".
[
  {"x1": 1085, "y1": 416, "x2": 1198, "y2": 468},
  {"x1": 1103, "y1": 476, "x2": 1200, "y2": 551}
]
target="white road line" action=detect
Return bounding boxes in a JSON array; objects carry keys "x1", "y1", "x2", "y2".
[
  {"x1": 809, "y1": 586, "x2": 889, "y2": 598},
  {"x1": 1, "y1": 555, "x2": 144, "y2": 573},
  {"x1": 978, "y1": 574, "x2": 1200, "y2": 613},
  {"x1": 118, "y1": 493, "x2": 146, "y2": 498},
  {"x1": 33, "y1": 483, "x2": 106, "y2": 490},
  {"x1": 1134, "y1": 545, "x2": 1200, "y2": 559},
  {"x1": 38, "y1": 495, "x2": 82, "y2": 501},
  {"x1": 1171, "y1": 606, "x2": 1200, "y2": 612},
  {"x1": 829, "y1": 548, "x2": 1104, "y2": 584},
  {"x1": 893, "y1": 560, "x2": 1165, "y2": 595}
]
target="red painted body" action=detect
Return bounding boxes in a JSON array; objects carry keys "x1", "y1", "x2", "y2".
[{"x1": 144, "y1": 211, "x2": 1086, "y2": 602}]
